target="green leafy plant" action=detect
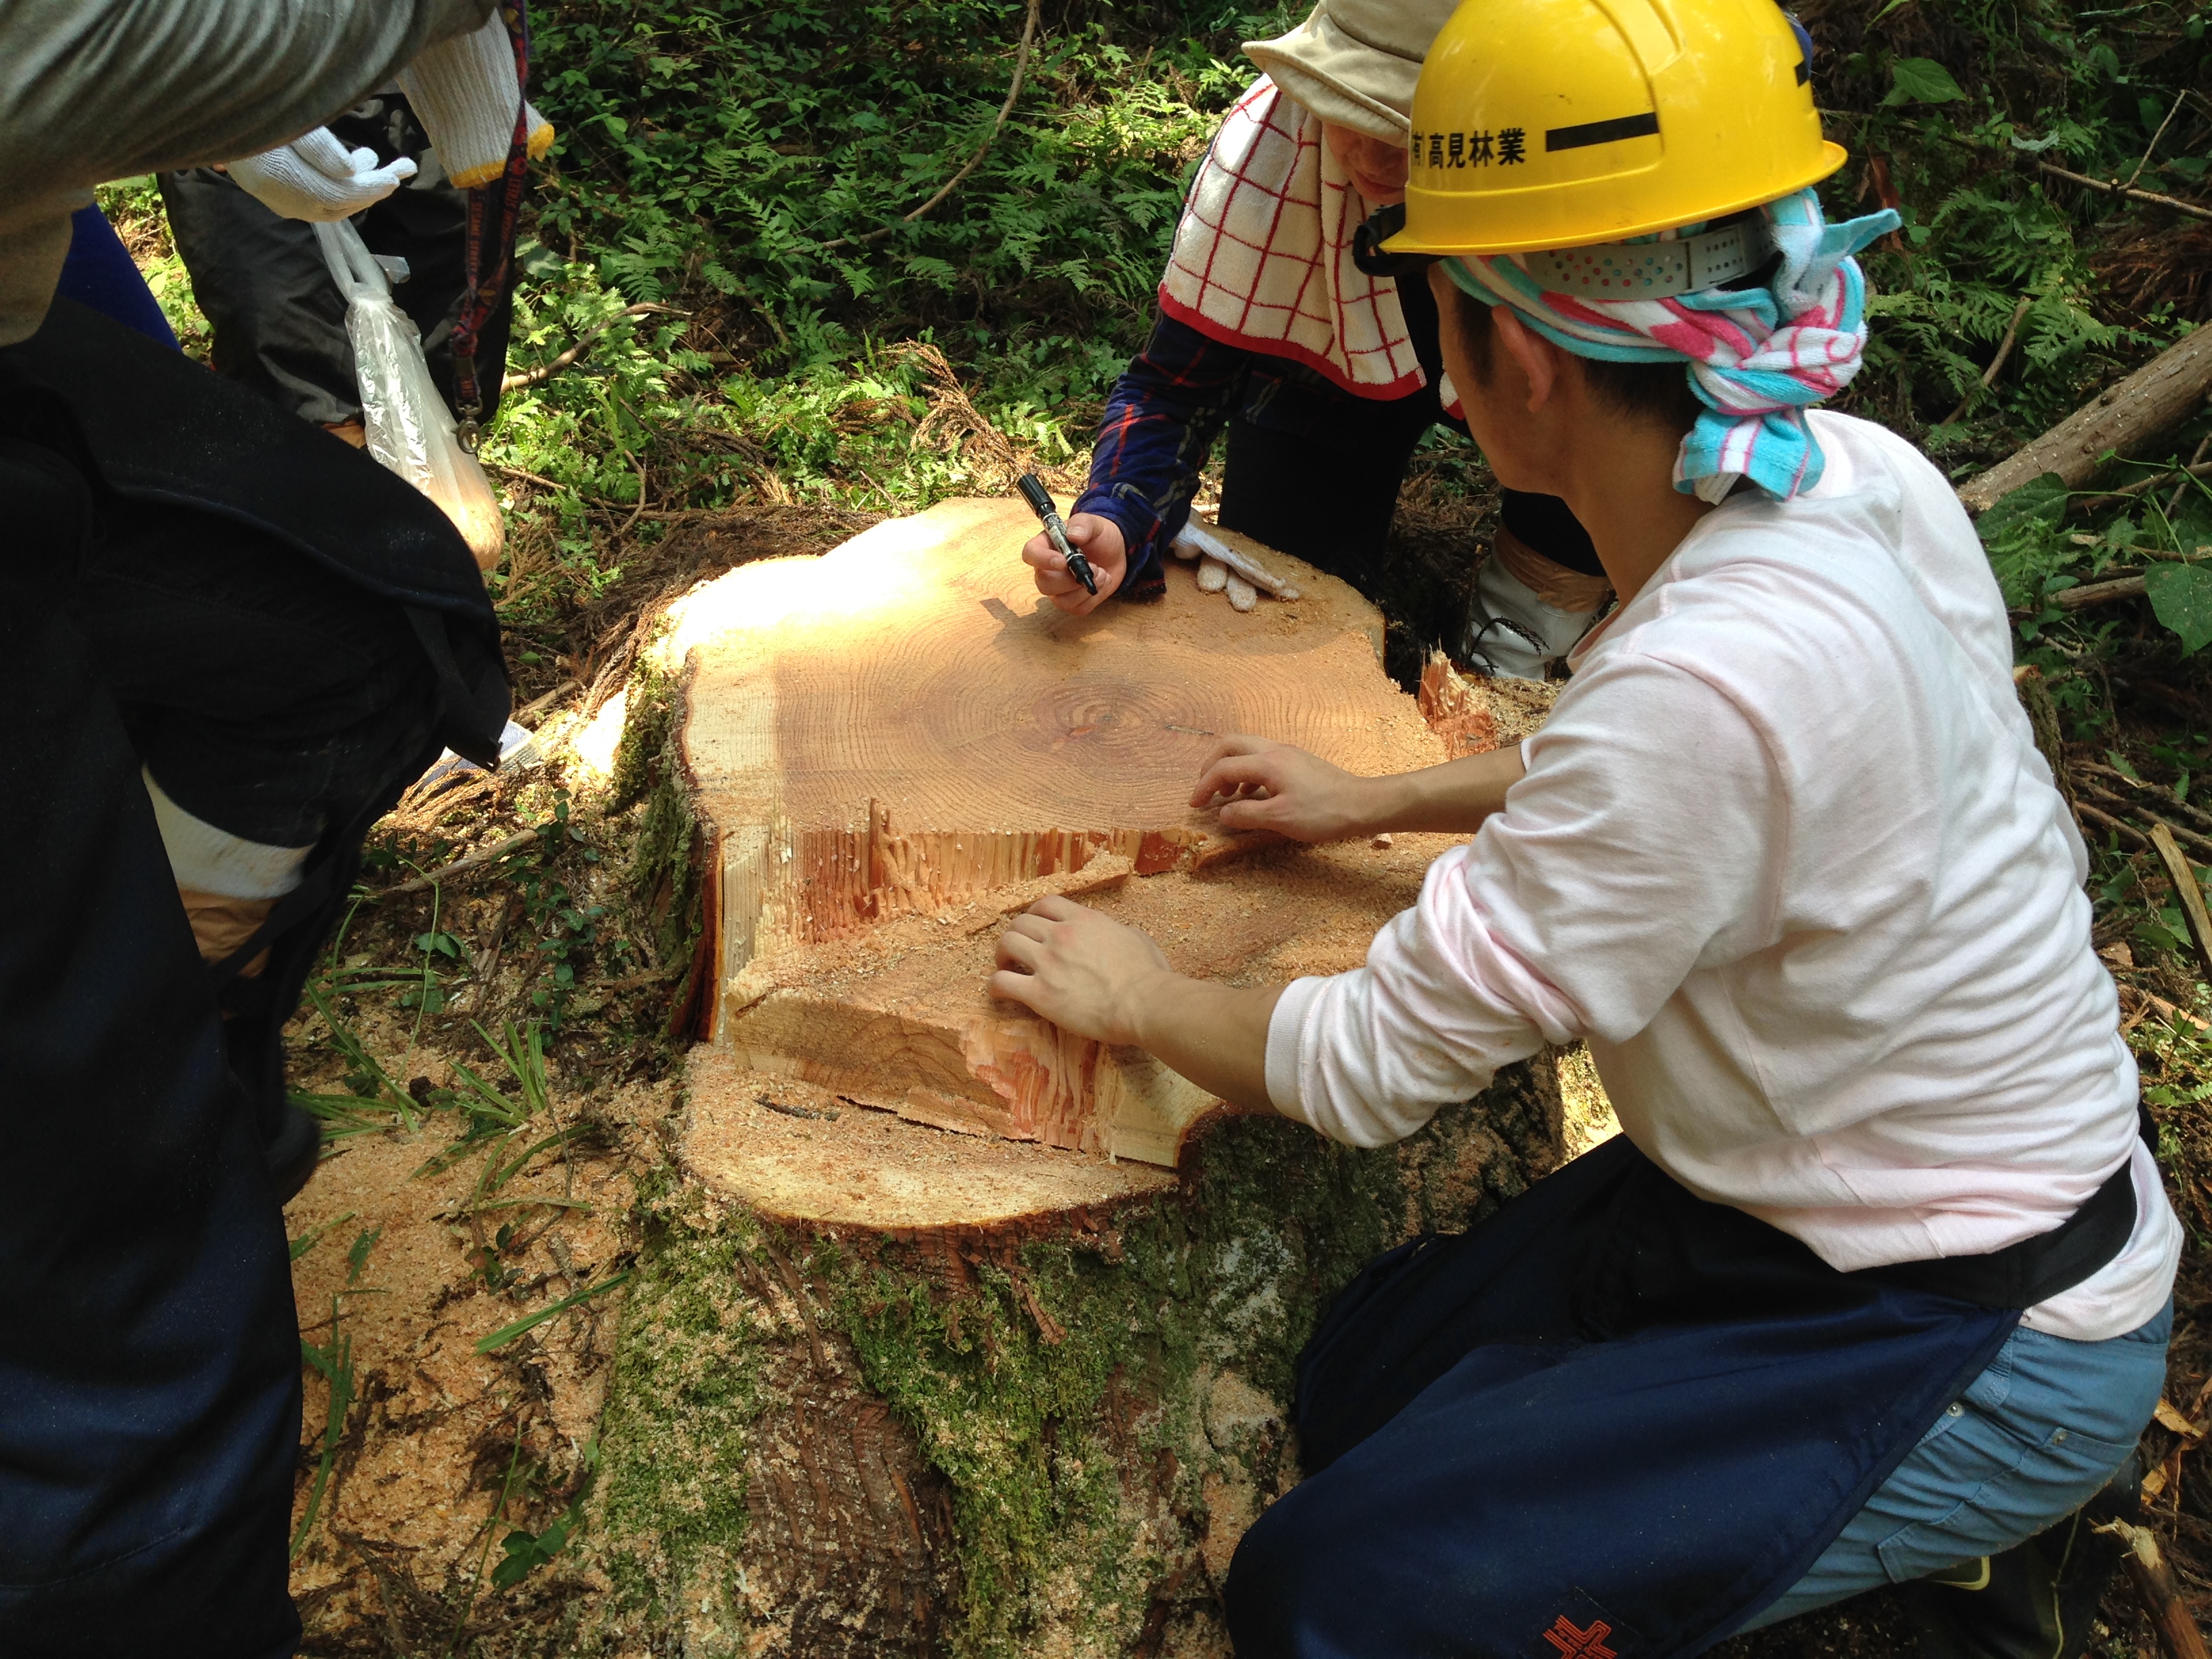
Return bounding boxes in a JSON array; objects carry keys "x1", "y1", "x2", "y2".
[
  {"x1": 491, "y1": 1441, "x2": 600, "y2": 1590},
  {"x1": 2149, "y1": 560, "x2": 2212, "y2": 653},
  {"x1": 1886, "y1": 56, "x2": 1967, "y2": 105}
]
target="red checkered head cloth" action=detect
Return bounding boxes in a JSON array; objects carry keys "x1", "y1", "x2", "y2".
[{"x1": 1160, "y1": 76, "x2": 1454, "y2": 409}]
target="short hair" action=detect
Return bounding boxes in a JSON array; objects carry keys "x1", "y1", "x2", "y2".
[{"x1": 1443, "y1": 280, "x2": 1704, "y2": 438}]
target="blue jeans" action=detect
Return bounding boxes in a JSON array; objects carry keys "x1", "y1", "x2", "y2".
[{"x1": 1740, "y1": 1299, "x2": 2173, "y2": 1633}]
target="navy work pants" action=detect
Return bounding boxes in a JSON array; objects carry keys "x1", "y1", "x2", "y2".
[
  {"x1": 1226, "y1": 1136, "x2": 2022, "y2": 1658},
  {"x1": 0, "y1": 402, "x2": 305, "y2": 1657},
  {"x1": 0, "y1": 301, "x2": 479, "y2": 1654}
]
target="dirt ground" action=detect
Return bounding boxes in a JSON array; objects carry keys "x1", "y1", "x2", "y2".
[{"x1": 281, "y1": 501, "x2": 2212, "y2": 1658}]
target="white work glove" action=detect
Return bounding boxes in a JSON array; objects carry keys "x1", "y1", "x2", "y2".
[
  {"x1": 1170, "y1": 522, "x2": 1301, "y2": 613},
  {"x1": 398, "y1": 14, "x2": 554, "y2": 190},
  {"x1": 227, "y1": 128, "x2": 417, "y2": 222}
]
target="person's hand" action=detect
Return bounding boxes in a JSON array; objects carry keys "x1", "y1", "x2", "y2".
[
  {"x1": 1022, "y1": 512, "x2": 1126, "y2": 615},
  {"x1": 226, "y1": 129, "x2": 417, "y2": 222},
  {"x1": 990, "y1": 896, "x2": 1176, "y2": 1045},
  {"x1": 1189, "y1": 735, "x2": 1393, "y2": 842}
]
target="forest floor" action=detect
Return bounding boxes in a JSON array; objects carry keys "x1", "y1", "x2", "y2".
[{"x1": 89, "y1": 0, "x2": 2212, "y2": 1650}]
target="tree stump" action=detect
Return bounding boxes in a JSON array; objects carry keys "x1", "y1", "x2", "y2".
[{"x1": 581, "y1": 501, "x2": 1565, "y2": 1657}]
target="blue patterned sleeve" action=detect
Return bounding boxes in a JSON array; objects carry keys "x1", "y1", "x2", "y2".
[{"x1": 1073, "y1": 312, "x2": 1252, "y2": 598}]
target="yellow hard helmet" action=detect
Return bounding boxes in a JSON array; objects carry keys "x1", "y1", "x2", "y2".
[{"x1": 1382, "y1": 0, "x2": 1845, "y2": 256}]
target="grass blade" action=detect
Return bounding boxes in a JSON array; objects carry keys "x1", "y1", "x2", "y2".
[
  {"x1": 474, "y1": 1271, "x2": 632, "y2": 1354},
  {"x1": 288, "y1": 1210, "x2": 359, "y2": 1263},
  {"x1": 292, "y1": 1297, "x2": 355, "y2": 1559}
]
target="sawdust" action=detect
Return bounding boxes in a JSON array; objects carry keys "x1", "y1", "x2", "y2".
[{"x1": 281, "y1": 1036, "x2": 676, "y2": 1650}]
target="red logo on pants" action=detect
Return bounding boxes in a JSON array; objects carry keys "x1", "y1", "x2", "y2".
[{"x1": 1542, "y1": 1616, "x2": 1617, "y2": 1659}]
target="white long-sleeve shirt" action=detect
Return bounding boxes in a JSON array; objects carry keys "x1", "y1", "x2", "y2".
[{"x1": 1265, "y1": 412, "x2": 2178, "y2": 1340}]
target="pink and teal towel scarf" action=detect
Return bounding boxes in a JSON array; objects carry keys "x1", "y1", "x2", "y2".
[{"x1": 1443, "y1": 189, "x2": 1902, "y2": 503}]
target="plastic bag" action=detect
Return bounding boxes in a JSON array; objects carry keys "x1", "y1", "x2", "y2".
[{"x1": 312, "y1": 218, "x2": 504, "y2": 571}]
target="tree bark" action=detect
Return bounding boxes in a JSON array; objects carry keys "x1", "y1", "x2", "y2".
[
  {"x1": 586, "y1": 1058, "x2": 1565, "y2": 1658},
  {"x1": 1957, "y1": 325, "x2": 2212, "y2": 514}
]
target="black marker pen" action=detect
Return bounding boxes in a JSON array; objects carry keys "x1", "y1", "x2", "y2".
[{"x1": 1016, "y1": 472, "x2": 1097, "y2": 596}]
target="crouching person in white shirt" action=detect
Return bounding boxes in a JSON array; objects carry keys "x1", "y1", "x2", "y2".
[{"x1": 987, "y1": 2, "x2": 2178, "y2": 1654}]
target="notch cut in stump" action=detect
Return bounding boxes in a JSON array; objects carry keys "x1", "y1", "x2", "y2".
[{"x1": 667, "y1": 498, "x2": 1449, "y2": 1197}]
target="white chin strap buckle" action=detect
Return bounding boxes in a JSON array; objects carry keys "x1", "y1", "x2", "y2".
[{"x1": 1522, "y1": 217, "x2": 1775, "y2": 300}]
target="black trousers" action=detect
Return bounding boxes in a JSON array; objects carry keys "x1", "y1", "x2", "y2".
[
  {"x1": 1, "y1": 413, "x2": 310, "y2": 1659},
  {"x1": 1221, "y1": 411, "x2": 1605, "y2": 593},
  {"x1": 1215, "y1": 264, "x2": 1602, "y2": 592},
  {"x1": 159, "y1": 91, "x2": 514, "y2": 429},
  {"x1": 0, "y1": 304, "x2": 498, "y2": 1657}
]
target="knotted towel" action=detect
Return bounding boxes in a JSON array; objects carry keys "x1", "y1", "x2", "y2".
[
  {"x1": 1162, "y1": 76, "x2": 1439, "y2": 403},
  {"x1": 1443, "y1": 189, "x2": 1900, "y2": 501}
]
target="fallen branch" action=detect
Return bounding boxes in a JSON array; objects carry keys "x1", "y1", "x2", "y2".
[
  {"x1": 2077, "y1": 799, "x2": 2153, "y2": 851},
  {"x1": 2126, "y1": 91, "x2": 2192, "y2": 191},
  {"x1": 500, "y1": 304, "x2": 689, "y2": 394},
  {"x1": 2150, "y1": 821, "x2": 2212, "y2": 985},
  {"x1": 1942, "y1": 293, "x2": 2034, "y2": 426},
  {"x1": 808, "y1": 0, "x2": 1040, "y2": 252},
  {"x1": 1916, "y1": 119, "x2": 2212, "y2": 224},
  {"x1": 2078, "y1": 762, "x2": 2212, "y2": 838},
  {"x1": 2129, "y1": 985, "x2": 2212, "y2": 1033},
  {"x1": 2052, "y1": 573, "x2": 2147, "y2": 610},
  {"x1": 379, "y1": 827, "x2": 541, "y2": 896},
  {"x1": 2071, "y1": 457, "x2": 2212, "y2": 514},
  {"x1": 2076, "y1": 780, "x2": 2212, "y2": 859},
  {"x1": 2033, "y1": 157, "x2": 2212, "y2": 224},
  {"x1": 2097, "y1": 1518, "x2": 2212, "y2": 1659},
  {"x1": 1959, "y1": 325, "x2": 2212, "y2": 513}
]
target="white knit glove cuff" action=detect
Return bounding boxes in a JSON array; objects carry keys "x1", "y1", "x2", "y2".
[
  {"x1": 398, "y1": 14, "x2": 554, "y2": 188},
  {"x1": 227, "y1": 127, "x2": 416, "y2": 222}
]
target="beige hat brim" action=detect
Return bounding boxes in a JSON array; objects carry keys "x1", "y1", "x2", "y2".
[{"x1": 1243, "y1": 3, "x2": 1433, "y2": 142}]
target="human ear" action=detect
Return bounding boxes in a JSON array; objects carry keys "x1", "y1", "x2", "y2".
[
  {"x1": 1491, "y1": 306, "x2": 1559, "y2": 414},
  {"x1": 1428, "y1": 263, "x2": 1473, "y2": 393}
]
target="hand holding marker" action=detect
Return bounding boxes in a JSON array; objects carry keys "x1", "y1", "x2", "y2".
[{"x1": 1017, "y1": 472, "x2": 1097, "y2": 596}]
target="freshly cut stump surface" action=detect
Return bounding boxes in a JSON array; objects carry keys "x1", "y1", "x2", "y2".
[{"x1": 669, "y1": 497, "x2": 1448, "y2": 1215}]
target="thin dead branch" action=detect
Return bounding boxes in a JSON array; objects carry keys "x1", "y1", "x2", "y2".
[
  {"x1": 2079, "y1": 763, "x2": 2212, "y2": 838},
  {"x1": 2036, "y1": 157, "x2": 2212, "y2": 224},
  {"x1": 2081, "y1": 779, "x2": 2212, "y2": 862},
  {"x1": 380, "y1": 828, "x2": 542, "y2": 897},
  {"x1": 1943, "y1": 294, "x2": 2034, "y2": 426},
  {"x1": 501, "y1": 304, "x2": 689, "y2": 394},
  {"x1": 2127, "y1": 91, "x2": 2193, "y2": 190},
  {"x1": 2078, "y1": 798, "x2": 2154, "y2": 851},
  {"x1": 2071, "y1": 457, "x2": 2212, "y2": 514},
  {"x1": 808, "y1": 0, "x2": 1042, "y2": 252}
]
